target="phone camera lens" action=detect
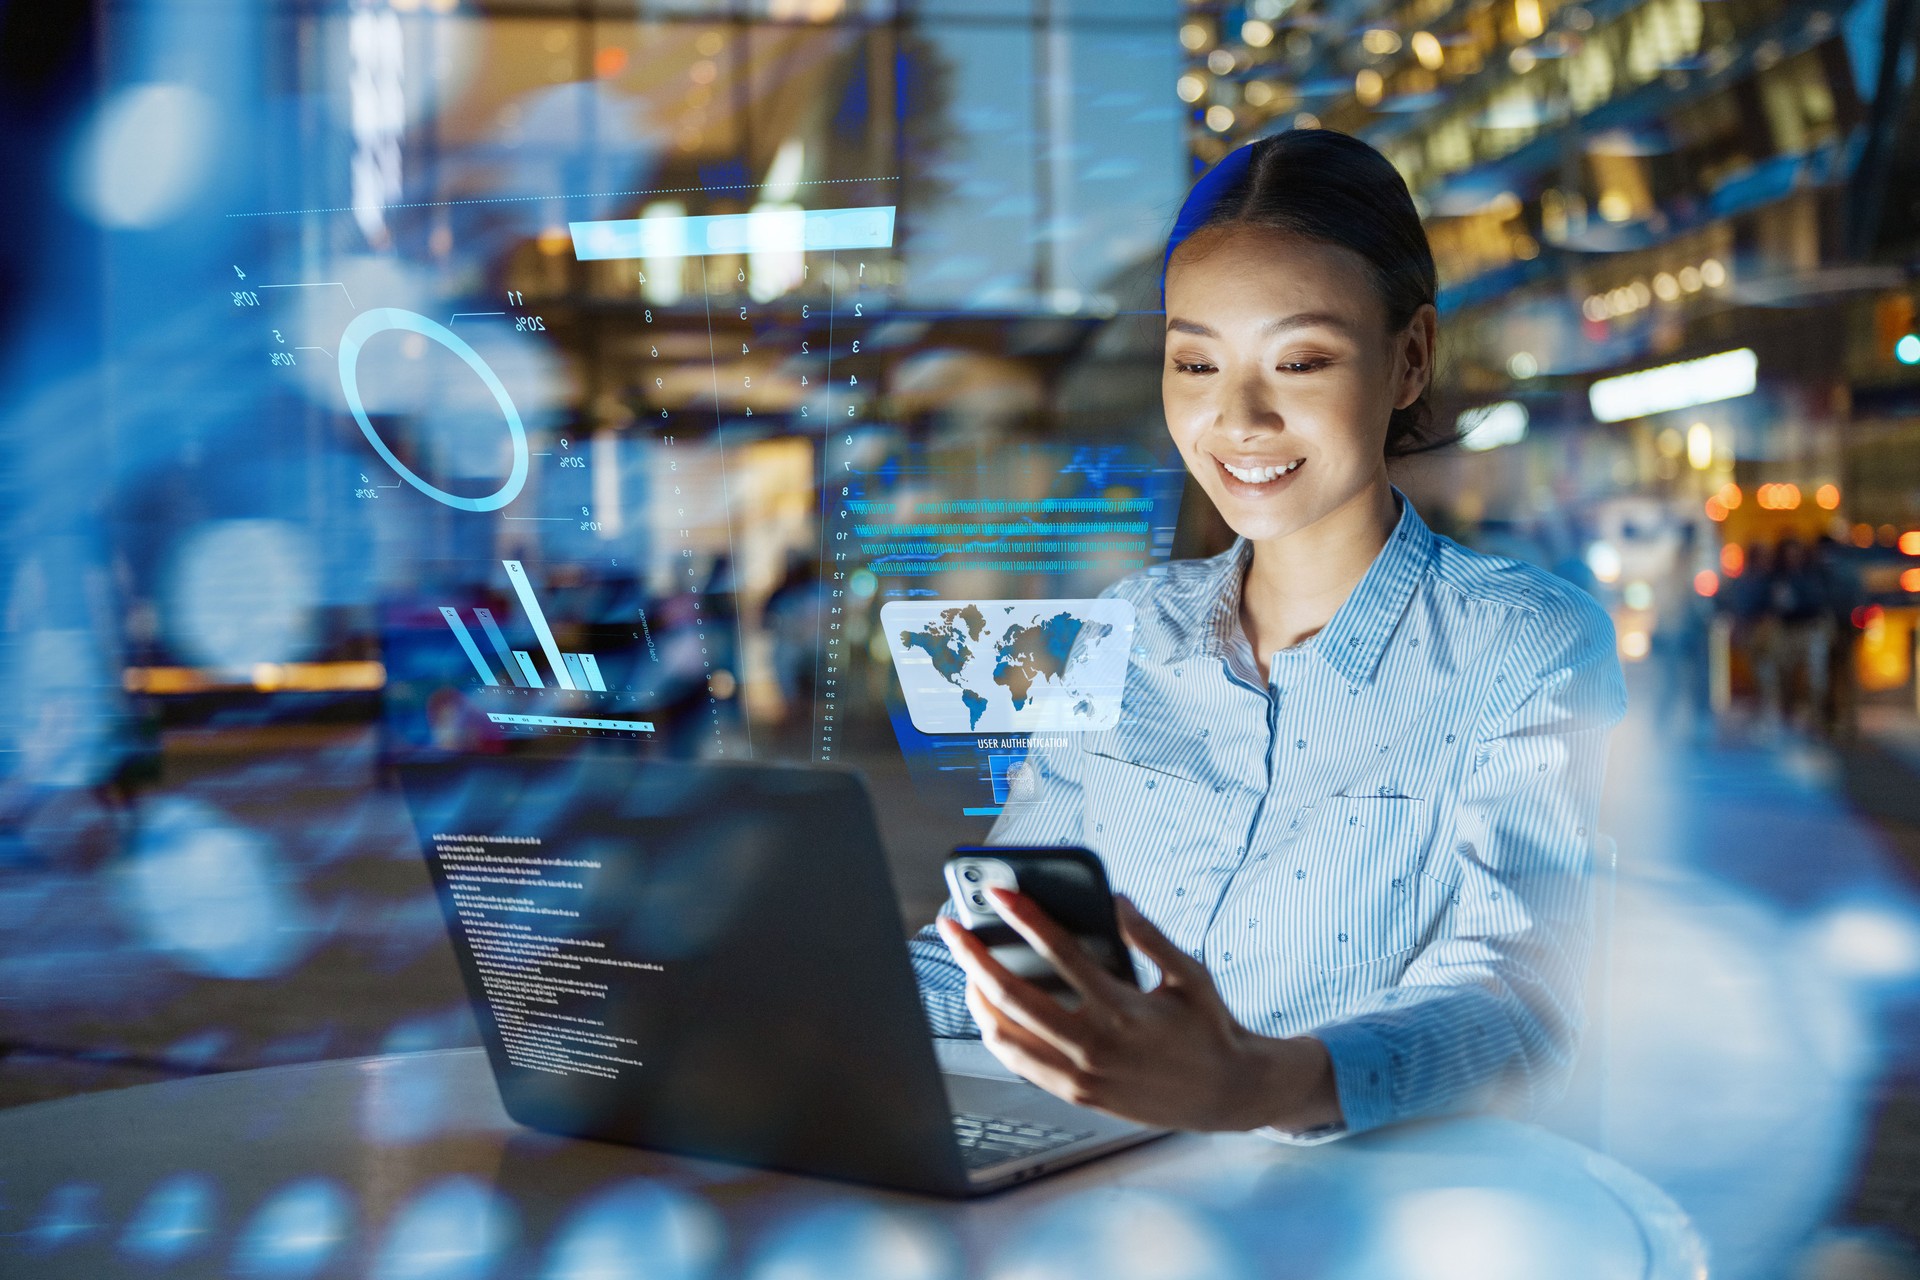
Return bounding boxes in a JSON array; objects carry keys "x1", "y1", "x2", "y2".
[
  {"x1": 971, "y1": 892, "x2": 988, "y2": 907},
  {"x1": 962, "y1": 867, "x2": 982, "y2": 883}
]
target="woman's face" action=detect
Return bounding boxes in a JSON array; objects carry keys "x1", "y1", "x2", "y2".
[{"x1": 1162, "y1": 225, "x2": 1433, "y2": 544}]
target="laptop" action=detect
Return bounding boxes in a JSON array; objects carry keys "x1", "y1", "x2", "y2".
[{"x1": 394, "y1": 755, "x2": 1166, "y2": 1196}]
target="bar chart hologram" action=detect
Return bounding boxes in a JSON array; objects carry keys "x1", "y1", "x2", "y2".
[
  {"x1": 502, "y1": 559, "x2": 577, "y2": 690},
  {"x1": 439, "y1": 608, "x2": 498, "y2": 686},
  {"x1": 512, "y1": 651, "x2": 545, "y2": 689},
  {"x1": 474, "y1": 609, "x2": 525, "y2": 687}
]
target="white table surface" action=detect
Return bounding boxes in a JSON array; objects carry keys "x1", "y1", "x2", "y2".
[{"x1": 0, "y1": 1047, "x2": 1704, "y2": 1279}]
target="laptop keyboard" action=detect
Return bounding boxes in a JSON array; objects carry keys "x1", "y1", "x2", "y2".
[{"x1": 951, "y1": 1112, "x2": 1094, "y2": 1170}]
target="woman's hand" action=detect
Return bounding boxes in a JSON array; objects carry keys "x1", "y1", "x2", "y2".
[{"x1": 937, "y1": 889, "x2": 1343, "y2": 1133}]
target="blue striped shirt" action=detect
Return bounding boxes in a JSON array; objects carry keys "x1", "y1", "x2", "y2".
[{"x1": 908, "y1": 492, "x2": 1626, "y2": 1140}]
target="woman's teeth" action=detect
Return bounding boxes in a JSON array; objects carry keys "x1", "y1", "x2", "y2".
[{"x1": 1220, "y1": 458, "x2": 1303, "y2": 484}]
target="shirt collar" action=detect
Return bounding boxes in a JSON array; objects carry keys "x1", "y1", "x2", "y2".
[{"x1": 1185, "y1": 489, "x2": 1435, "y2": 687}]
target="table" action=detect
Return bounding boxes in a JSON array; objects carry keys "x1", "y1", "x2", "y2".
[{"x1": 0, "y1": 1047, "x2": 1702, "y2": 1279}]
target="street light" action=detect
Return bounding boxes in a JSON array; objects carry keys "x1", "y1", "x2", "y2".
[{"x1": 1896, "y1": 333, "x2": 1920, "y2": 366}]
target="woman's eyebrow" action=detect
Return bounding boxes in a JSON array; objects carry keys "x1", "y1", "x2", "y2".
[{"x1": 1164, "y1": 312, "x2": 1353, "y2": 338}]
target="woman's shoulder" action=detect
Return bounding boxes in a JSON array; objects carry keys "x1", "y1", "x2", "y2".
[
  {"x1": 1427, "y1": 534, "x2": 1620, "y2": 683},
  {"x1": 1427, "y1": 533, "x2": 1605, "y2": 623}
]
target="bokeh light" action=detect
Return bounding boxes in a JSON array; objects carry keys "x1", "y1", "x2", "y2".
[
  {"x1": 372, "y1": 1176, "x2": 516, "y2": 1280},
  {"x1": 232, "y1": 1178, "x2": 354, "y2": 1279},
  {"x1": 746, "y1": 1204, "x2": 957, "y2": 1280},
  {"x1": 542, "y1": 1180, "x2": 723, "y2": 1280},
  {"x1": 119, "y1": 1172, "x2": 217, "y2": 1264},
  {"x1": 121, "y1": 796, "x2": 310, "y2": 979}
]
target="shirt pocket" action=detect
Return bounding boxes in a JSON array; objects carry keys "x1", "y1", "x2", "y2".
[
  {"x1": 1079, "y1": 732, "x2": 1211, "y2": 861},
  {"x1": 1307, "y1": 794, "x2": 1434, "y2": 972}
]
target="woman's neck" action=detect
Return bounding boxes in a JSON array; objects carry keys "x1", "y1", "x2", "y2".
[{"x1": 1240, "y1": 472, "x2": 1399, "y2": 663}]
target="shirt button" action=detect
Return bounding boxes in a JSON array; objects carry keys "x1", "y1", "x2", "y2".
[
  {"x1": 1295, "y1": 869, "x2": 1306, "y2": 879},
  {"x1": 1199, "y1": 728, "x2": 1209, "y2": 738},
  {"x1": 1348, "y1": 816, "x2": 1358, "y2": 825},
  {"x1": 1377, "y1": 784, "x2": 1391, "y2": 794},
  {"x1": 1391, "y1": 878, "x2": 1403, "y2": 889},
  {"x1": 1337, "y1": 933, "x2": 1348, "y2": 942},
  {"x1": 1146, "y1": 780, "x2": 1156, "y2": 790},
  {"x1": 1222, "y1": 951, "x2": 1231, "y2": 962},
  {"x1": 1175, "y1": 887, "x2": 1185, "y2": 896},
  {"x1": 1295, "y1": 739, "x2": 1306, "y2": 749},
  {"x1": 1214, "y1": 784, "x2": 1226, "y2": 793},
  {"x1": 1446, "y1": 734, "x2": 1456, "y2": 744},
  {"x1": 1248, "y1": 918, "x2": 1257, "y2": 927}
]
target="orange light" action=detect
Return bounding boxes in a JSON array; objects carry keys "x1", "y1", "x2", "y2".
[
  {"x1": 1721, "y1": 543, "x2": 1745, "y2": 576},
  {"x1": 1815, "y1": 484, "x2": 1840, "y2": 510},
  {"x1": 1853, "y1": 523, "x2": 1876, "y2": 548},
  {"x1": 594, "y1": 45, "x2": 630, "y2": 78},
  {"x1": 1903, "y1": 568, "x2": 1920, "y2": 593},
  {"x1": 1693, "y1": 569, "x2": 1720, "y2": 597},
  {"x1": 1720, "y1": 483, "x2": 1743, "y2": 509},
  {"x1": 1704, "y1": 496, "x2": 1728, "y2": 522},
  {"x1": 1757, "y1": 484, "x2": 1775, "y2": 509},
  {"x1": 1781, "y1": 483, "x2": 1801, "y2": 509},
  {"x1": 1901, "y1": 531, "x2": 1920, "y2": 556}
]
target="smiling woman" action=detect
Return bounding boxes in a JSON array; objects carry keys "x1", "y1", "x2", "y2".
[{"x1": 910, "y1": 130, "x2": 1627, "y2": 1144}]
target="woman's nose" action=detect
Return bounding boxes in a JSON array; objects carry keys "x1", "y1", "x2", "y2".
[{"x1": 1220, "y1": 370, "x2": 1283, "y2": 436}]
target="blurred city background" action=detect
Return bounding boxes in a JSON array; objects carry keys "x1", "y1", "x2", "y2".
[{"x1": 6, "y1": 0, "x2": 1920, "y2": 1274}]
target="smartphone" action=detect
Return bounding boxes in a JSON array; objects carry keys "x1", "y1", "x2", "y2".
[{"x1": 943, "y1": 846, "x2": 1139, "y2": 1008}]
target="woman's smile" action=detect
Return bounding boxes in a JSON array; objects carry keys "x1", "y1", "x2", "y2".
[{"x1": 1213, "y1": 453, "x2": 1305, "y2": 494}]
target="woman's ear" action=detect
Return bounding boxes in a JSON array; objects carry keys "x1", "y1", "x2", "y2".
[{"x1": 1394, "y1": 303, "x2": 1438, "y2": 410}]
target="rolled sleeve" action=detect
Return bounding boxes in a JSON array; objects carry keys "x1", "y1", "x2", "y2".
[
  {"x1": 905, "y1": 732, "x2": 1090, "y2": 1038},
  {"x1": 1280, "y1": 596, "x2": 1625, "y2": 1138}
]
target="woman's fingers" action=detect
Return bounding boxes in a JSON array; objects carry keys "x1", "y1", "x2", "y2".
[
  {"x1": 985, "y1": 888, "x2": 1134, "y2": 1010},
  {"x1": 937, "y1": 917, "x2": 1093, "y2": 1061},
  {"x1": 1115, "y1": 895, "x2": 1215, "y2": 991},
  {"x1": 965, "y1": 983, "x2": 1081, "y2": 1085}
]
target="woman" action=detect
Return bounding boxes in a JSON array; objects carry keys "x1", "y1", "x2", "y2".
[{"x1": 907, "y1": 130, "x2": 1626, "y2": 1141}]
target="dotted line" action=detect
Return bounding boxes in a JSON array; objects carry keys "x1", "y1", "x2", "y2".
[{"x1": 225, "y1": 175, "x2": 902, "y2": 219}]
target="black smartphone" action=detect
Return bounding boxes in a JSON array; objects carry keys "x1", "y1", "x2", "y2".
[{"x1": 943, "y1": 845, "x2": 1139, "y2": 1008}]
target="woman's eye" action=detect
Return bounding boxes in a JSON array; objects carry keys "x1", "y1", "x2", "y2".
[
  {"x1": 1172, "y1": 361, "x2": 1215, "y2": 374},
  {"x1": 1279, "y1": 359, "x2": 1330, "y2": 374}
]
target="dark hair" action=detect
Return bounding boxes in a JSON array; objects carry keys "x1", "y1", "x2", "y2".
[{"x1": 1161, "y1": 129, "x2": 1450, "y2": 456}]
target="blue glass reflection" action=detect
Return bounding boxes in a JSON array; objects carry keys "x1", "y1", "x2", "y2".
[
  {"x1": 371, "y1": 1176, "x2": 514, "y2": 1280},
  {"x1": 539, "y1": 1180, "x2": 722, "y2": 1280},
  {"x1": 744, "y1": 1203, "x2": 958, "y2": 1280},
  {"x1": 27, "y1": 1182, "x2": 99, "y2": 1252},
  {"x1": 120, "y1": 1172, "x2": 217, "y2": 1264},
  {"x1": 231, "y1": 1178, "x2": 352, "y2": 1279},
  {"x1": 986, "y1": 1190, "x2": 1247, "y2": 1280}
]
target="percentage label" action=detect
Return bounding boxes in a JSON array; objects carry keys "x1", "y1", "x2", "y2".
[
  {"x1": 355, "y1": 488, "x2": 377, "y2": 499},
  {"x1": 514, "y1": 315, "x2": 546, "y2": 332},
  {"x1": 269, "y1": 352, "x2": 295, "y2": 367},
  {"x1": 232, "y1": 291, "x2": 260, "y2": 307},
  {"x1": 559, "y1": 455, "x2": 586, "y2": 469}
]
